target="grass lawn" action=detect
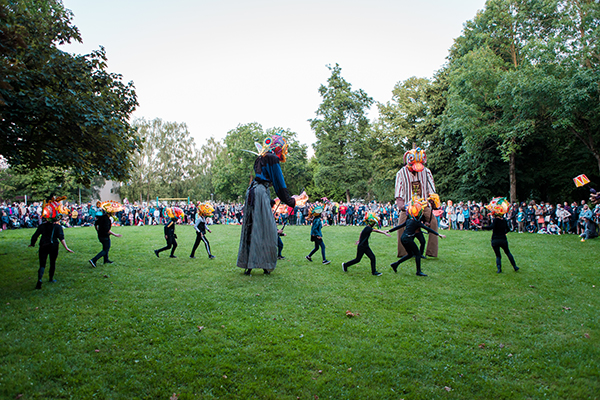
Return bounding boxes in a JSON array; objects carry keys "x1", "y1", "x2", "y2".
[{"x1": 0, "y1": 224, "x2": 598, "y2": 399}]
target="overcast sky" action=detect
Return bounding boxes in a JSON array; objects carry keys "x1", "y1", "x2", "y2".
[{"x1": 60, "y1": 0, "x2": 486, "y2": 150}]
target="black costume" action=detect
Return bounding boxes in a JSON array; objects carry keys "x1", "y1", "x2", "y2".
[
  {"x1": 483, "y1": 217, "x2": 518, "y2": 273},
  {"x1": 190, "y1": 216, "x2": 213, "y2": 259},
  {"x1": 30, "y1": 222, "x2": 64, "y2": 288},
  {"x1": 91, "y1": 214, "x2": 112, "y2": 265},
  {"x1": 156, "y1": 219, "x2": 177, "y2": 258},
  {"x1": 389, "y1": 217, "x2": 442, "y2": 276},
  {"x1": 343, "y1": 225, "x2": 380, "y2": 275}
]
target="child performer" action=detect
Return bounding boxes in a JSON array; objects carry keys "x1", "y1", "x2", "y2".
[
  {"x1": 387, "y1": 199, "x2": 446, "y2": 276},
  {"x1": 342, "y1": 212, "x2": 390, "y2": 276},
  {"x1": 306, "y1": 205, "x2": 331, "y2": 264},
  {"x1": 190, "y1": 202, "x2": 215, "y2": 259},
  {"x1": 155, "y1": 207, "x2": 183, "y2": 258},
  {"x1": 29, "y1": 197, "x2": 74, "y2": 289},
  {"x1": 483, "y1": 197, "x2": 519, "y2": 273}
]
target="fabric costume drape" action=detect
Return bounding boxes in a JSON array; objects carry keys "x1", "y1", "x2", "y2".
[
  {"x1": 237, "y1": 153, "x2": 295, "y2": 271},
  {"x1": 394, "y1": 167, "x2": 438, "y2": 257}
]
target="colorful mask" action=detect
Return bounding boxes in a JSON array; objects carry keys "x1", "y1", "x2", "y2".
[
  {"x1": 97, "y1": 200, "x2": 124, "y2": 215},
  {"x1": 260, "y1": 131, "x2": 288, "y2": 162},
  {"x1": 406, "y1": 198, "x2": 424, "y2": 219},
  {"x1": 486, "y1": 197, "x2": 511, "y2": 216},
  {"x1": 198, "y1": 202, "x2": 214, "y2": 217},
  {"x1": 403, "y1": 148, "x2": 427, "y2": 172},
  {"x1": 309, "y1": 205, "x2": 323, "y2": 217},
  {"x1": 364, "y1": 212, "x2": 379, "y2": 227},
  {"x1": 42, "y1": 196, "x2": 69, "y2": 222},
  {"x1": 164, "y1": 207, "x2": 183, "y2": 220}
]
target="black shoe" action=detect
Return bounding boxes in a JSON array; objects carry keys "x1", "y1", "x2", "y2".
[
  {"x1": 244, "y1": 269, "x2": 251, "y2": 275},
  {"x1": 305, "y1": 256, "x2": 312, "y2": 262},
  {"x1": 416, "y1": 271, "x2": 428, "y2": 277},
  {"x1": 513, "y1": 266, "x2": 519, "y2": 272},
  {"x1": 49, "y1": 279, "x2": 57, "y2": 283},
  {"x1": 263, "y1": 269, "x2": 271, "y2": 275},
  {"x1": 322, "y1": 260, "x2": 331, "y2": 265},
  {"x1": 169, "y1": 255, "x2": 177, "y2": 258},
  {"x1": 154, "y1": 250, "x2": 159, "y2": 258},
  {"x1": 421, "y1": 255, "x2": 427, "y2": 259},
  {"x1": 105, "y1": 260, "x2": 114, "y2": 264},
  {"x1": 277, "y1": 255, "x2": 285, "y2": 260},
  {"x1": 189, "y1": 255, "x2": 196, "y2": 259},
  {"x1": 35, "y1": 281, "x2": 42, "y2": 290},
  {"x1": 390, "y1": 262, "x2": 398, "y2": 273},
  {"x1": 372, "y1": 271, "x2": 383, "y2": 276},
  {"x1": 89, "y1": 259, "x2": 97, "y2": 268},
  {"x1": 497, "y1": 266, "x2": 502, "y2": 273},
  {"x1": 209, "y1": 255, "x2": 216, "y2": 259},
  {"x1": 342, "y1": 262, "x2": 348, "y2": 272}
]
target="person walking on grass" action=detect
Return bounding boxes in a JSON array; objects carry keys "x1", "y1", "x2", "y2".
[
  {"x1": 387, "y1": 199, "x2": 446, "y2": 277},
  {"x1": 306, "y1": 205, "x2": 331, "y2": 265},
  {"x1": 89, "y1": 201, "x2": 123, "y2": 268},
  {"x1": 483, "y1": 197, "x2": 519, "y2": 273},
  {"x1": 342, "y1": 212, "x2": 390, "y2": 276},
  {"x1": 29, "y1": 197, "x2": 74, "y2": 290},
  {"x1": 154, "y1": 207, "x2": 183, "y2": 259},
  {"x1": 190, "y1": 202, "x2": 216, "y2": 260}
]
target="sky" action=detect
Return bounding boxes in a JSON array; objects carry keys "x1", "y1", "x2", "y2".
[{"x1": 60, "y1": 0, "x2": 486, "y2": 150}]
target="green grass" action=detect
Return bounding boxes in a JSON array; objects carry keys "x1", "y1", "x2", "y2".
[{"x1": 0, "y1": 224, "x2": 598, "y2": 399}]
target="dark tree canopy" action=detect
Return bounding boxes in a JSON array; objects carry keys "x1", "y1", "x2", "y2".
[{"x1": 0, "y1": 0, "x2": 139, "y2": 185}]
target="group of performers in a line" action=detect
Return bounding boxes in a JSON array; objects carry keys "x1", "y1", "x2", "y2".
[{"x1": 39, "y1": 131, "x2": 600, "y2": 289}]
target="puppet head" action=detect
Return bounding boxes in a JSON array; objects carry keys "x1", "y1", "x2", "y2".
[
  {"x1": 364, "y1": 212, "x2": 379, "y2": 227},
  {"x1": 406, "y1": 198, "x2": 424, "y2": 219},
  {"x1": 164, "y1": 207, "x2": 183, "y2": 220},
  {"x1": 309, "y1": 205, "x2": 323, "y2": 218},
  {"x1": 486, "y1": 197, "x2": 511, "y2": 217},
  {"x1": 96, "y1": 200, "x2": 124, "y2": 216},
  {"x1": 42, "y1": 196, "x2": 69, "y2": 222},
  {"x1": 198, "y1": 202, "x2": 214, "y2": 217},
  {"x1": 403, "y1": 148, "x2": 427, "y2": 173},
  {"x1": 260, "y1": 130, "x2": 288, "y2": 162}
]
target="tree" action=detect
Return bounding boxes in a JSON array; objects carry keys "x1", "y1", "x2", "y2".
[
  {"x1": 310, "y1": 64, "x2": 375, "y2": 202},
  {"x1": 0, "y1": 0, "x2": 139, "y2": 185}
]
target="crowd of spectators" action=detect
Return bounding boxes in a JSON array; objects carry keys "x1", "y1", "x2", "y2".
[{"x1": 2, "y1": 198, "x2": 599, "y2": 238}]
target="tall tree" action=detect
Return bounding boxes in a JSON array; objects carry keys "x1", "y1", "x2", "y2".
[
  {"x1": 310, "y1": 64, "x2": 375, "y2": 202},
  {"x1": 0, "y1": 0, "x2": 139, "y2": 185}
]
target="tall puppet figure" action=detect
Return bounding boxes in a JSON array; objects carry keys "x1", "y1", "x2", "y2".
[
  {"x1": 29, "y1": 197, "x2": 74, "y2": 289},
  {"x1": 89, "y1": 201, "x2": 123, "y2": 268},
  {"x1": 237, "y1": 131, "x2": 307, "y2": 275},
  {"x1": 394, "y1": 148, "x2": 440, "y2": 257}
]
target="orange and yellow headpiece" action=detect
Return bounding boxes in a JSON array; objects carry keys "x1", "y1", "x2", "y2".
[
  {"x1": 42, "y1": 196, "x2": 69, "y2": 222},
  {"x1": 364, "y1": 212, "x2": 380, "y2": 227},
  {"x1": 198, "y1": 202, "x2": 214, "y2": 217},
  {"x1": 406, "y1": 198, "x2": 425, "y2": 219},
  {"x1": 486, "y1": 197, "x2": 510, "y2": 217},
  {"x1": 96, "y1": 200, "x2": 124, "y2": 215},
  {"x1": 164, "y1": 207, "x2": 183, "y2": 220},
  {"x1": 404, "y1": 148, "x2": 427, "y2": 173}
]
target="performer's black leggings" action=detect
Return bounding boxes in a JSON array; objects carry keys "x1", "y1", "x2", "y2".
[
  {"x1": 492, "y1": 240, "x2": 516, "y2": 269},
  {"x1": 157, "y1": 236, "x2": 177, "y2": 256},
  {"x1": 308, "y1": 239, "x2": 326, "y2": 260},
  {"x1": 190, "y1": 233, "x2": 211, "y2": 257},
  {"x1": 344, "y1": 245, "x2": 377, "y2": 274},
  {"x1": 92, "y1": 237, "x2": 111, "y2": 263},
  {"x1": 38, "y1": 244, "x2": 59, "y2": 282},
  {"x1": 416, "y1": 231, "x2": 426, "y2": 255},
  {"x1": 395, "y1": 237, "x2": 422, "y2": 271}
]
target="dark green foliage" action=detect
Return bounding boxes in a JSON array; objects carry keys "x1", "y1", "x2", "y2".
[{"x1": 0, "y1": 0, "x2": 139, "y2": 185}]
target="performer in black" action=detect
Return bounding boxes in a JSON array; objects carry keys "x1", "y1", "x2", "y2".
[
  {"x1": 89, "y1": 206, "x2": 122, "y2": 268},
  {"x1": 190, "y1": 202, "x2": 215, "y2": 259},
  {"x1": 155, "y1": 208, "x2": 180, "y2": 258},
  {"x1": 483, "y1": 197, "x2": 519, "y2": 273},
  {"x1": 342, "y1": 212, "x2": 390, "y2": 276},
  {"x1": 29, "y1": 198, "x2": 74, "y2": 289},
  {"x1": 387, "y1": 201, "x2": 445, "y2": 276}
]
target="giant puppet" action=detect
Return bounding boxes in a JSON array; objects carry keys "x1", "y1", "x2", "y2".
[{"x1": 394, "y1": 147, "x2": 440, "y2": 257}]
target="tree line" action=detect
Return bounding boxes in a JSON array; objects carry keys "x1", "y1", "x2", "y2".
[{"x1": 1, "y1": 0, "x2": 599, "y2": 204}]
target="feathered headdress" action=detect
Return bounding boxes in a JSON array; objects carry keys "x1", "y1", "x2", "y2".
[
  {"x1": 486, "y1": 197, "x2": 511, "y2": 216},
  {"x1": 42, "y1": 196, "x2": 69, "y2": 222},
  {"x1": 364, "y1": 211, "x2": 379, "y2": 227}
]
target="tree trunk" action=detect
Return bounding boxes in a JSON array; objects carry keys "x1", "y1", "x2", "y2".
[
  {"x1": 346, "y1": 189, "x2": 351, "y2": 203},
  {"x1": 509, "y1": 151, "x2": 517, "y2": 203}
]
